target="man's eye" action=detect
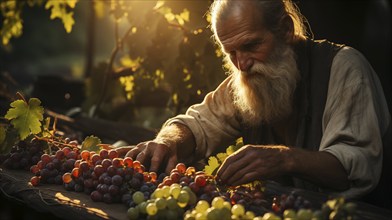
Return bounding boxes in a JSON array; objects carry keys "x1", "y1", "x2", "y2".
[{"x1": 243, "y1": 42, "x2": 261, "y2": 51}]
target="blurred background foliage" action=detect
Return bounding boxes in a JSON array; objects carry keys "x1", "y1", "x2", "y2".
[
  {"x1": 0, "y1": 0, "x2": 390, "y2": 130},
  {"x1": 0, "y1": 0, "x2": 226, "y2": 129}
]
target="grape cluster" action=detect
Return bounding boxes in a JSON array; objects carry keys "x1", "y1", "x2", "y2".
[
  {"x1": 0, "y1": 138, "x2": 47, "y2": 170},
  {"x1": 271, "y1": 191, "x2": 312, "y2": 214},
  {"x1": 16, "y1": 141, "x2": 358, "y2": 220},
  {"x1": 184, "y1": 197, "x2": 259, "y2": 220},
  {"x1": 127, "y1": 184, "x2": 198, "y2": 220}
]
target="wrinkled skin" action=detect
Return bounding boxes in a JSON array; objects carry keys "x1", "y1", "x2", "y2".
[
  {"x1": 116, "y1": 141, "x2": 177, "y2": 174},
  {"x1": 216, "y1": 145, "x2": 290, "y2": 186}
]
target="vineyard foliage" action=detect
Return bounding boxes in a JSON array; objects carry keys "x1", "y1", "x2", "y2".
[{"x1": 1, "y1": 0, "x2": 227, "y2": 121}]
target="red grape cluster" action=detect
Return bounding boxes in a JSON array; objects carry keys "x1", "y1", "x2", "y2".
[{"x1": 1, "y1": 138, "x2": 47, "y2": 170}]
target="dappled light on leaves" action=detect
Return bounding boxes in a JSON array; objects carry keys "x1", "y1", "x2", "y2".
[{"x1": 5, "y1": 98, "x2": 44, "y2": 140}]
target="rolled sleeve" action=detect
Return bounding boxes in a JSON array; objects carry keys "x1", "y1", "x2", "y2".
[
  {"x1": 320, "y1": 47, "x2": 390, "y2": 198},
  {"x1": 163, "y1": 76, "x2": 242, "y2": 160}
]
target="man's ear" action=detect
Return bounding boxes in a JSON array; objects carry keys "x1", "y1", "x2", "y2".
[{"x1": 282, "y1": 15, "x2": 295, "y2": 43}]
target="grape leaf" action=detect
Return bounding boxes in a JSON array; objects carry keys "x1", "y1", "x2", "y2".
[
  {"x1": 216, "y1": 152, "x2": 227, "y2": 163},
  {"x1": 0, "y1": 126, "x2": 6, "y2": 145},
  {"x1": 204, "y1": 156, "x2": 220, "y2": 176},
  {"x1": 81, "y1": 135, "x2": 102, "y2": 153},
  {"x1": 5, "y1": 98, "x2": 44, "y2": 140}
]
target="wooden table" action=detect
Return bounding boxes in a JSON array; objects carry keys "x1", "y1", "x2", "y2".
[{"x1": 1, "y1": 168, "x2": 391, "y2": 220}]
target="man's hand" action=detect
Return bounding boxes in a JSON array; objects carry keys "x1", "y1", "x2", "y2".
[
  {"x1": 215, "y1": 144, "x2": 349, "y2": 191},
  {"x1": 216, "y1": 145, "x2": 291, "y2": 186},
  {"x1": 126, "y1": 140, "x2": 178, "y2": 174},
  {"x1": 115, "y1": 123, "x2": 196, "y2": 174}
]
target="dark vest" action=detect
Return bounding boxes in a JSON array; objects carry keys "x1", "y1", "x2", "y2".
[{"x1": 241, "y1": 39, "x2": 344, "y2": 190}]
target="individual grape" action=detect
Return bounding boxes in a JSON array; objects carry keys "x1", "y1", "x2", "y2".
[
  {"x1": 211, "y1": 196, "x2": 225, "y2": 209},
  {"x1": 127, "y1": 207, "x2": 139, "y2": 220},
  {"x1": 93, "y1": 165, "x2": 105, "y2": 177},
  {"x1": 54, "y1": 150, "x2": 65, "y2": 160},
  {"x1": 108, "y1": 149, "x2": 119, "y2": 159},
  {"x1": 71, "y1": 167, "x2": 80, "y2": 178},
  {"x1": 146, "y1": 203, "x2": 158, "y2": 216},
  {"x1": 231, "y1": 204, "x2": 245, "y2": 217},
  {"x1": 62, "y1": 172, "x2": 72, "y2": 184},
  {"x1": 41, "y1": 154, "x2": 51, "y2": 164},
  {"x1": 177, "y1": 190, "x2": 190, "y2": 207},
  {"x1": 166, "y1": 197, "x2": 178, "y2": 210},
  {"x1": 123, "y1": 157, "x2": 133, "y2": 168},
  {"x1": 133, "y1": 160, "x2": 141, "y2": 169},
  {"x1": 132, "y1": 191, "x2": 145, "y2": 205},
  {"x1": 67, "y1": 151, "x2": 77, "y2": 160},
  {"x1": 149, "y1": 172, "x2": 157, "y2": 182},
  {"x1": 297, "y1": 208, "x2": 312, "y2": 220},
  {"x1": 103, "y1": 193, "x2": 113, "y2": 204},
  {"x1": 30, "y1": 176, "x2": 40, "y2": 186},
  {"x1": 155, "y1": 198, "x2": 167, "y2": 210},
  {"x1": 284, "y1": 209, "x2": 297, "y2": 218},
  {"x1": 99, "y1": 149, "x2": 109, "y2": 159},
  {"x1": 81, "y1": 150, "x2": 90, "y2": 161},
  {"x1": 30, "y1": 165, "x2": 40, "y2": 175},
  {"x1": 176, "y1": 163, "x2": 186, "y2": 174},
  {"x1": 112, "y1": 175, "x2": 123, "y2": 186},
  {"x1": 195, "y1": 200, "x2": 210, "y2": 213},
  {"x1": 112, "y1": 158, "x2": 123, "y2": 168},
  {"x1": 91, "y1": 154, "x2": 101, "y2": 165},
  {"x1": 106, "y1": 165, "x2": 116, "y2": 176},
  {"x1": 109, "y1": 185, "x2": 120, "y2": 196},
  {"x1": 170, "y1": 185, "x2": 181, "y2": 199},
  {"x1": 161, "y1": 185, "x2": 171, "y2": 198},
  {"x1": 163, "y1": 177, "x2": 173, "y2": 186},
  {"x1": 188, "y1": 182, "x2": 200, "y2": 194},
  {"x1": 101, "y1": 159, "x2": 112, "y2": 169},
  {"x1": 90, "y1": 190, "x2": 103, "y2": 202},
  {"x1": 129, "y1": 177, "x2": 142, "y2": 190},
  {"x1": 185, "y1": 166, "x2": 196, "y2": 176},
  {"x1": 170, "y1": 171, "x2": 180, "y2": 183},
  {"x1": 194, "y1": 175, "x2": 207, "y2": 187}
]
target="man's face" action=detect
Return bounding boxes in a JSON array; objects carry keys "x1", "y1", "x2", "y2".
[
  {"x1": 216, "y1": 3, "x2": 276, "y2": 73},
  {"x1": 216, "y1": 2, "x2": 299, "y2": 125}
]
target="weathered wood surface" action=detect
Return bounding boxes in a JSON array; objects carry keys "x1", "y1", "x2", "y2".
[
  {"x1": 0, "y1": 168, "x2": 128, "y2": 220},
  {"x1": 1, "y1": 168, "x2": 391, "y2": 220}
]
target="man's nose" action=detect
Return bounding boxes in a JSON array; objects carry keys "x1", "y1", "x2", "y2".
[{"x1": 236, "y1": 51, "x2": 253, "y2": 72}]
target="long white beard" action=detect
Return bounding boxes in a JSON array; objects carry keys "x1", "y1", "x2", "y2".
[{"x1": 230, "y1": 45, "x2": 300, "y2": 126}]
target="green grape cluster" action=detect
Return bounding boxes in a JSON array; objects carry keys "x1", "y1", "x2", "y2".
[
  {"x1": 127, "y1": 183, "x2": 197, "y2": 220},
  {"x1": 184, "y1": 197, "x2": 259, "y2": 220}
]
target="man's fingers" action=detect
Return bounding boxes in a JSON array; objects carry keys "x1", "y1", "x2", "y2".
[
  {"x1": 149, "y1": 146, "x2": 170, "y2": 173},
  {"x1": 126, "y1": 147, "x2": 141, "y2": 159},
  {"x1": 216, "y1": 149, "x2": 249, "y2": 184},
  {"x1": 165, "y1": 155, "x2": 178, "y2": 174},
  {"x1": 115, "y1": 146, "x2": 135, "y2": 157},
  {"x1": 230, "y1": 171, "x2": 259, "y2": 186}
]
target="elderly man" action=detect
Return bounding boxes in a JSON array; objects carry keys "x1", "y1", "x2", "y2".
[{"x1": 119, "y1": 0, "x2": 391, "y2": 205}]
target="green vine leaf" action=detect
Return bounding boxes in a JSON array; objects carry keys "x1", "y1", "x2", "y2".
[
  {"x1": 216, "y1": 152, "x2": 227, "y2": 163},
  {"x1": 81, "y1": 135, "x2": 102, "y2": 153},
  {"x1": 204, "y1": 156, "x2": 220, "y2": 176},
  {"x1": 5, "y1": 98, "x2": 44, "y2": 140}
]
